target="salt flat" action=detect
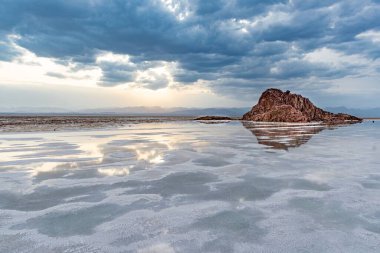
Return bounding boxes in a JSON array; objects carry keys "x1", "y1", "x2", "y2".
[{"x1": 0, "y1": 120, "x2": 379, "y2": 252}]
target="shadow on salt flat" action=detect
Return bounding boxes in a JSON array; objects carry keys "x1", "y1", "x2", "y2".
[
  {"x1": 0, "y1": 184, "x2": 108, "y2": 211},
  {"x1": 289, "y1": 197, "x2": 380, "y2": 234},
  {"x1": 361, "y1": 174, "x2": 380, "y2": 189},
  {"x1": 12, "y1": 204, "x2": 125, "y2": 237},
  {"x1": 11, "y1": 198, "x2": 162, "y2": 237},
  {"x1": 192, "y1": 156, "x2": 231, "y2": 167},
  {"x1": 122, "y1": 172, "x2": 331, "y2": 203},
  {"x1": 125, "y1": 172, "x2": 219, "y2": 197},
  {"x1": 189, "y1": 175, "x2": 332, "y2": 204},
  {"x1": 0, "y1": 150, "x2": 333, "y2": 210},
  {"x1": 1, "y1": 171, "x2": 218, "y2": 212},
  {"x1": 191, "y1": 209, "x2": 266, "y2": 251}
]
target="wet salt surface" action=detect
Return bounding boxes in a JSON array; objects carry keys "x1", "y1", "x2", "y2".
[{"x1": 0, "y1": 120, "x2": 379, "y2": 252}]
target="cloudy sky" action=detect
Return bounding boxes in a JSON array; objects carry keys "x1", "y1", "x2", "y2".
[{"x1": 1, "y1": 0, "x2": 380, "y2": 110}]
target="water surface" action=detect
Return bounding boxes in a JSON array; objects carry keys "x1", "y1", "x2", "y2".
[{"x1": 0, "y1": 120, "x2": 379, "y2": 252}]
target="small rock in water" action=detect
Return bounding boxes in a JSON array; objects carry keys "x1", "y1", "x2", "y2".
[{"x1": 195, "y1": 116, "x2": 233, "y2": 121}]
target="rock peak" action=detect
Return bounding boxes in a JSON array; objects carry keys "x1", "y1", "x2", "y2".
[{"x1": 242, "y1": 88, "x2": 362, "y2": 124}]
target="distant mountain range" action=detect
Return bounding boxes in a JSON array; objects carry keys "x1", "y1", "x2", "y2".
[
  {"x1": 0, "y1": 106, "x2": 379, "y2": 118},
  {"x1": 80, "y1": 106, "x2": 250, "y2": 116},
  {"x1": 0, "y1": 106, "x2": 250, "y2": 117},
  {"x1": 325, "y1": 107, "x2": 380, "y2": 118}
]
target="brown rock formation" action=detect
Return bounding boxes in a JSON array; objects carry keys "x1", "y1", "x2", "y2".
[{"x1": 242, "y1": 89, "x2": 362, "y2": 124}]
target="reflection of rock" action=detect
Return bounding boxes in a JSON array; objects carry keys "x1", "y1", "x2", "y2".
[
  {"x1": 243, "y1": 89, "x2": 362, "y2": 124},
  {"x1": 242, "y1": 121, "x2": 332, "y2": 150}
]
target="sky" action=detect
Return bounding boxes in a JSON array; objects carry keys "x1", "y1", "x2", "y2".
[{"x1": 1, "y1": 0, "x2": 380, "y2": 110}]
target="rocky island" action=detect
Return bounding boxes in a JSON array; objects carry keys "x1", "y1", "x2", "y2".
[{"x1": 243, "y1": 88, "x2": 362, "y2": 124}]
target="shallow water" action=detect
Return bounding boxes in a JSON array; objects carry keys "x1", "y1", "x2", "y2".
[{"x1": 0, "y1": 120, "x2": 379, "y2": 252}]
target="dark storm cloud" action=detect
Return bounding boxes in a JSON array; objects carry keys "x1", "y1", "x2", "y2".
[
  {"x1": 0, "y1": 0, "x2": 379, "y2": 92},
  {"x1": 97, "y1": 62, "x2": 137, "y2": 86}
]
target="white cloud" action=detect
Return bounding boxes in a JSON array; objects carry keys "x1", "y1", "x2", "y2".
[
  {"x1": 160, "y1": 0, "x2": 191, "y2": 21},
  {"x1": 304, "y1": 47, "x2": 369, "y2": 67},
  {"x1": 356, "y1": 30, "x2": 380, "y2": 43},
  {"x1": 0, "y1": 39, "x2": 101, "y2": 87},
  {"x1": 96, "y1": 52, "x2": 133, "y2": 65}
]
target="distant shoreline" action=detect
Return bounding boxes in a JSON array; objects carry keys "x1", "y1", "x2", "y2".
[
  {"x1": 1, "y1": 114, "x2": 379, "y2": 119},
  {"x1": 0, "y1": 115, "x2": 376, "y2": 133}
]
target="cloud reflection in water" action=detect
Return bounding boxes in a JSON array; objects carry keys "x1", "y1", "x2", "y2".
[{"x1": 0, "y1": 121, "x2": 379, "y2": 252}]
